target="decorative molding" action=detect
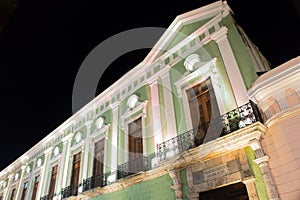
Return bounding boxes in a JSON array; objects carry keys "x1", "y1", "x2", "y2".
[
  {"x1": 95, "y1": 117, "x2": 105, "y2": 130},
  {"x1": 127, "y1": 94, "x2": 139, "y2": 109}
]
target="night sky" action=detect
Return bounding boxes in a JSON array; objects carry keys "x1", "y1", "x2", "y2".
[{"x1": 0, "y1": 0, "x2": 299, "y2": 171}]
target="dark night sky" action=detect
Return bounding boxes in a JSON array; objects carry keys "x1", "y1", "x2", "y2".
[{"x1": 0, "y1": 0, "x2": 299, "y2": 171}]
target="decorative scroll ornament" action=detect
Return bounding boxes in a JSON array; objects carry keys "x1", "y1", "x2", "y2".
[
  {"x1": 14, "y1": 173, "x2": 19, "y2": 181},
  {"x1": 54, "y1": 146, "x2": 60, "y2": 156},
  {"x1": 96, "y1": 117, "x2": 104, "y2": 129},
  {"x1": 127, "y1": 94, "x2": 139, "y2": 109},
  {"x1": 184, "y1": 54, "x2": 201, "y2": 71},
  {"x1": 75, "y1": 132, "x2": 82, "y2": 143},
  {"x1": 26, "y1": 166, "x2": 31, "y2": 174},
  {"x1": 37, "y1": 158, "x2": 42, "y2": 167}
]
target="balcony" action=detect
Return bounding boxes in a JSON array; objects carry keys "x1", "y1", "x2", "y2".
[
  {"x1": 157, "y1": 102, "x2": 262, "y2": 161},
  {"x1": 117, "y1": 156, "x2": 149, "y2": 179},
  {"x1": 61, "y1": 184, "x2": 79, "y2": 199},
  {"x1": 82, "y1": 174, "x2": 107, "y2": 192},
  {"x1": 40, "y1": 194, "x2": 54, "y2": 200}
]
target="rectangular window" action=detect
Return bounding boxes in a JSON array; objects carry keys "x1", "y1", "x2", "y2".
[
  {"x1": 48, "y1": 165, "x2": 58, "y2": 198},
  {"x1": 70, "y1": 152, "x2": 81, "y2": 196},
  {"x1": 128, "y1": 117, "x2": 143, "y2": 173},
  {"x1": 187, "y1": 78, "x2": 219, "y2": 146},
  {"x1": 31, "y1": 176, "x2": 40, "y2": 200},
  {"x1": 10, "y1": 188, "x2": 16, "y2": 200},
  {"x1": 93, "y1": 139, "x2": 105, "y2": 187},
  {"x1": 20, "y1": 182, "x2": 28, "y2": 200}
]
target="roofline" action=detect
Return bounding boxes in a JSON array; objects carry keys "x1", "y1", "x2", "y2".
[{"x1": 0, "y1": 0, "x2": 232, "y2": 178}]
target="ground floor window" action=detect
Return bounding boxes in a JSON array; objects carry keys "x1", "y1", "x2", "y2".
[{"x1": 199, "y1": 182, "x2": 249, "y2": 200}]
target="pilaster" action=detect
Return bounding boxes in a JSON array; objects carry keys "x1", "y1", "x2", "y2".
[
  {"x1": 80, "y1": 120, "x2": 93, "y2": 184},
  {"x1": 249, "y1": 139, "x2": 280, "y2": 200},
  {"x1": 149, "y1": 80, "x2": 163, "y2": 151},
  {"x1": 3, "y1": 174, "x2": 14, "y2": 200},
  {"x1": 161, "y1": 67, "x2": 177, "y2": 140},
  {"x1": 55, "y1": 132, "x2": 74, "y2": 198},
  {"x1": 37, "y1": 146, "x2": 53, "y2": 200},
  {"x1": 211, "y1": 26, "x2": 248, "y2": 107},
  {"x1": 169, "y1": 169, "x2": 183, "y2": 200},
  {"x1": 15, "y1": 165, "x2": 26, "y2": 200},
  {"x1": 242, "y1": 177, "x2": 259, "y2": 200},
  {"x1": 110, "y1": 104, "x2": 119, "y2": 181}
]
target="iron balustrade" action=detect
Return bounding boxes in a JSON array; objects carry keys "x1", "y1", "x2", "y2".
[
  {"x1": 157, "y1": 102, "x2": 262, "y2": 161},
  {"x1": 40, "y1": 194, "x2": 54, "y2": 200},
  {"x1": 221, "y1": 101, "x2": 263, "y2": 134},
  {"x1": 82, "y1": 174, "x2": 107, "y2": 192},
  {"x1": 61, "y1": 184, "x2": 79, "y2": 199},
  {"x1": 157, "y1": 129, "x2": 194, "y2": 161},
  {"x1": 117, "y1": 156, "x2": 149, "y2": 179}
]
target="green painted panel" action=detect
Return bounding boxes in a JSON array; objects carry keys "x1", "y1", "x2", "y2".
[
  {"x1": 169, "y1": 60, "x2": 187, "y2": 134},
  {"x1": 169, "y1": 41, "x2": 238, "y2": 133},
  {"x1": 180, "y1": 169, "x2": 189, "y2": 200},
  {"x1": 166, "y1": 18, "x2": 213, "y2": 50},
  {"x1": 244, "y1": 147, "x2": 269, "y2": 200},
  {"x1": 90, "y1": 174, "x2": 175, "y2": 200},
  {"x1": 220, "y1": 15, "x2": 258, "y2": 89}
]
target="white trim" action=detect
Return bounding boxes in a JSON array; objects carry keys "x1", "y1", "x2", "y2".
[
  {"x1": 211, "y1": 26, "x2": 248, "y2": 107},
  {"x1": 175, "y1": 58, "x2": 225, "y2": 131},
  {"x1": 89, "y1": 125, "x2": 110, "y2": 176},
  {"x1": 121, "y1": 101, "x2": 148, "y2": 163}
]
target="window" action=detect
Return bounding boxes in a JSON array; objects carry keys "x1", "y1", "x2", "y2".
[
  {"x1": 128, "y1": 117, "x2": 143, "y2": 173},
  {"x1": 70, "y1": 152, "x2": 81, "y2": 196},
  {"x1": 10, "y1": 188, "x2": 16, "y2": 200},
  {"x1": 48, "y1": 165, "x2": 58, "y2": 198},
  {"x1": 31, "y1": 176, "x2": 40, "y2": 200},
  {"x1": 20, "y1": 182, "x2": 28, "y2": 200},
  {"x1": 93, "y1": 139, "x2": 105, "y2": 187},
  {"x1": 187, "y1": 78, "x2": 219, "y2": 145}
]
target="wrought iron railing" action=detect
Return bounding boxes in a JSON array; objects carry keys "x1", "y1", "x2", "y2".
[
  {"x1": 40, "y1": 194, "x2": 54, "y2": 200},
  {"x1": 221, "y1": 101, "x2": 263, "y2": 135},
  {"x1": 157, "y1": 102, "x2": 262, "y2": 161},
  {"x1": 157, "y1": 129, "x2": 194, "y2": 161},
  {"x1": 117, "y1": 156, "x2": 149, "y2": 179},
  {"x1": 82, "y1": 174, "x2": 107, "y2": 192},
  {"x1": 61, "y1": 184, "x2": 78, "y2": 199}
]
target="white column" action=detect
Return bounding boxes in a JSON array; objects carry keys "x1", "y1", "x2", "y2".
[
  {"x1": 80, "y1": 120, "x2": 92, "y2": 182},
  {"x1": 55, "y1": 133, "x2": 73, "y2": 199},
  {"x1": 250, "y1": 139, "x2": 280, "y2": 200},
  {"x1": 25, "y1": 170, "x2": 34, "y2": 200},
  {"x1": 211, "y1": 27, "x2": 248, "y2": 107},
  {"x1": 15, "y1": 165, "x2": 26, "y2": 200},
  {"x1": 3, "y1": 174, "x2": 14, "y2": 200},
  {"x1": 110, "y1": 105, "x2": 119, "y2": 180},
  {"x1": 243, "y1": 178, "x2": 259, "y2": 200},
  {"x1": 150, "y1": 80, "x2": 163, "y2": 151},
  {"x1": 254, "y1": 156, "x2": 280, "y2": 200},
  {"x1": 161, "y1": 70, "x2": 177, "y2": 140},
  {"x1": 37, "y1": 147, "x2": 53, "y2": 200},
  {"x1": 59, "y1": 133, "x2": 74, "y2": 191}
]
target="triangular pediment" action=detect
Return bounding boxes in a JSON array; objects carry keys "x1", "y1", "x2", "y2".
[{"x1": 142, "y1": 1, "x2": 231, "y2": 64}]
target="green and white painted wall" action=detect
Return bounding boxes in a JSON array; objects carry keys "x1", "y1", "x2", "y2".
[{"x1": 0, "y1": 1, "x2": 276, "y2": 200}]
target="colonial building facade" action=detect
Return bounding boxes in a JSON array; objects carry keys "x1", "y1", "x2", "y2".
[{"x1": 0, "y1": 1, "x2": 299, "y2": 200}]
